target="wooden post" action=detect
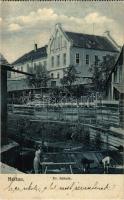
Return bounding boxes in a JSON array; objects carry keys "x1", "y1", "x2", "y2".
[
  {"x1": 119, "y1": 93, "x2": 124, "y2": 129},
  {"x1": 1, "y1": 67, "x2": 8, "y2": 145}
]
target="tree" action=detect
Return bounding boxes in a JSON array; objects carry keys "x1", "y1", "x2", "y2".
[
  {"x1": 60, "y1": 65, "x2": 78, "y2": 87},
  {"x1": 27, "y1": 64, "x2": 50, "y2": 88},
  {"x1": 94, "y1": 132, "x2": 102, "y2": 150},
  {"x1": 89, "y1": 55, "x2": 116, "y2": 92}
]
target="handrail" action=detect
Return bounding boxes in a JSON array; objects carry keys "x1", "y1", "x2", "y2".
[{"x1": 40, "y1": 162, "x2": 76, "y2": 165}]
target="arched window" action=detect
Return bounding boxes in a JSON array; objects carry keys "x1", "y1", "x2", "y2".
[
  {"x1": 51, "y1": 73, "x2": 54, "y2": 78},
  {"x1": 51, "y1": 56, "x2": 54, "y2": 68},
  {"x1": 57, "y1": 73, "x2": 60, "y2": 79},
  {"x1": 63, "y1": 53, "x2": 66, "y2": 65},
  {"x1": 57, "y1": 55, "x2": 60, "y2": 67}
]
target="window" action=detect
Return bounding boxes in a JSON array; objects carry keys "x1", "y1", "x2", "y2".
[
  {"x1": 63, "y1": 53, "x2": 66, "y2": 65},
  {"x1": 51, "y1": 73, "x2": 54, "y2": 79},
  {"x1": 119, "y1": 66, "x2": 122, "y2": 82},
  {"x1": 51, "y1": 56, "x2": 54, "y2": 68},
  {"x1": 57, "y1": 73, "x2": 60, "y2": 79},
  {"x1": 58, "y1": 37, "x2": 60, "y2": 49},
  {"x1": 7, "y1": 71, "x2": 11, "y2": 78},
  {"x1": 44, "y1": 61, "x2": 46, "y2": 67},
  {"x1": 34, "y1": 63, "x2": 37, "y2": 71},
  {"x1": 76, "y1": 53, "x2": 80, "y2": 64},
  {"x1": 21, "y1": 66, "x2": 23, "y2": 72},
  {"x1": 64, "y1": 40, "x2": 67, "y2": 48},
  {"x1": 27, "y1": 64, "x2": 30, "y2": 72},
  {"x1": 60, "y1": 36, "x2": 62, "y2": 49},
  {"x1": 50, "y1": 40, "x2": 54, "y2": 53},
  {"x1": 51, "y1": 81, "x2": 56, "y2": 87},
  {"x1": 103, "y1": 56, "x2": 106, "y2": 63},
  {"x1": 95, "y1": 55, "x2": 99, "y2": 66},
  {"x1": 57, "y1": 55, "x2": 60, "y2": 67},
  {"x1": 86, "y1": 54, "x2": 89, "y2": 65}
]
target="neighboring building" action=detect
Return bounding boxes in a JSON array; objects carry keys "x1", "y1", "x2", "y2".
[
  {"x1": 106, "y1": 45, "x2": 124, "y2": 100},
  {"x1": 47, "y1": 24, "x2": 119, "y2": 87},
  {"x1": 10, "y1": 23, "x2": 120, "y2": 88},
  {"x1": 11, "y1": 44, "x2": 47, "y2": 80}
]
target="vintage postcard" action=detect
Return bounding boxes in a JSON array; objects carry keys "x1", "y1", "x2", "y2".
[{"x1": 0, "y1": 0, "x2": 124, "y2": 199}]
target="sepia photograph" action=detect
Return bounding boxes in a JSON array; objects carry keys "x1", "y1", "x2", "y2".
[{"x1": 0, "y1": 0, "x2": 124, "y2": 177}]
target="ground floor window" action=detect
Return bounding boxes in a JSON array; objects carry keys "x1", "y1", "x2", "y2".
[
  {"x1": 95, "y1": 55, "x2": 99, "y2": 66},
  {"x1": 51, "y1": 81, "x2": 56, "y2": 87},
  {"x1": 57, "y1": 73, "x2": 60, "y2": 79}
]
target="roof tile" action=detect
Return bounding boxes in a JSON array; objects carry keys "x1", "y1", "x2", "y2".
[
  {"x1": 65, "y1": 31, "x2": 118, "y2": 52},
  {"x1": 12, "y1": 46, "x2": 47, "y2": 65}
]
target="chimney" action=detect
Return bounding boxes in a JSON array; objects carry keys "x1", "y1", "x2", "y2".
[
  {"x1": 34, "y1": 43, "x2": 38, "y2": 51},
  {"x1": 55, "y1": 23, "x2": 62, "y2": 30}
]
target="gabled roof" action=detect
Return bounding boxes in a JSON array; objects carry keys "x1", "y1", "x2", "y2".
[
  {"x1": 12, "y1": 46, "x2": 47, "y2": 65},
  {"x1": 112, "y1": 45, "x2": 124, "y2": 71},
  {"x1": 0, "y1": 53, "x2": 33, "y2": 75},
  {"x1": 107, "y1": 45, "x2": 124, "y2": 83},
  {"x1": 0, "y1": 53, "x2": 9, "y2": 65},
  {"x1": 114, "y1": 82, "x2": 124, "y2": 93},
  {"x1": 65, "y1": 31, "x2": 119, "y2": 52}
]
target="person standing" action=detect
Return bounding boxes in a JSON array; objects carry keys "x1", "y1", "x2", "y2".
[{"x1": 33, "y1": 145, "x2": 42, "y2": 174}]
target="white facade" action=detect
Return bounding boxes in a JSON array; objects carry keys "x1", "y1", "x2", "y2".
[
  {"x1": 11, "y1": 24, "x2": 119, "y2": 87},
  {"x1": 70, "y1": 47, "x2": 117, "y2": 84},
  {"x1": 47, "y1": 24, "x2": 71, "y2": 86},
  {"x1": 11, "y1": 57, "x2": 47, "y2": 80}
]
